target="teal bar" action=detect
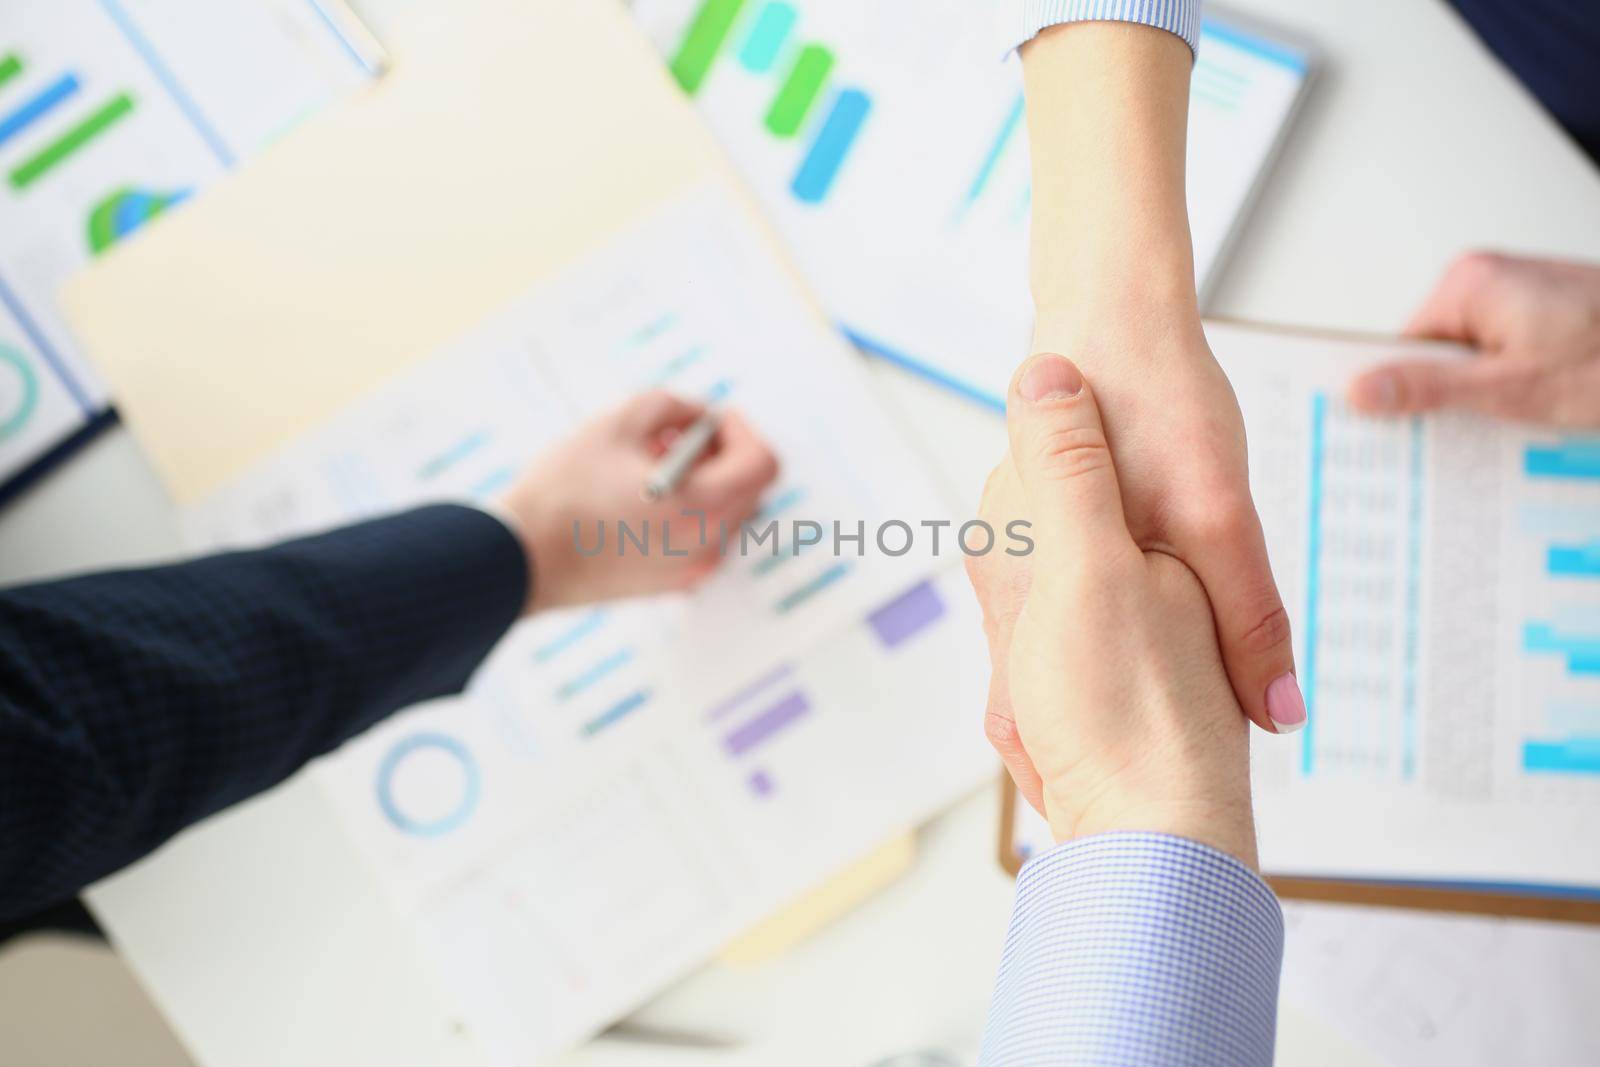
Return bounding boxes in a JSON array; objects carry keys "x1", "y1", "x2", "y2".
[{"x1": 739, "y1": 2, "x2": 796, "y2": 73}]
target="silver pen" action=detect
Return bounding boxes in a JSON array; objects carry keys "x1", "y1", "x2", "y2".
[{"x1": 641, "y1": 410, "x2": 721, "y2": 501}]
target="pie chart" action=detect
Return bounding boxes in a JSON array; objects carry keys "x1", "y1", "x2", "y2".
[{"x1": 0, "y1": 345, "x2": 38, "y2": 441}]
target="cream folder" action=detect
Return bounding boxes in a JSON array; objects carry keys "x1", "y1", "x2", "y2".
[{"x1": 64, "y1": 0, "x2": 739, "y2": 504}]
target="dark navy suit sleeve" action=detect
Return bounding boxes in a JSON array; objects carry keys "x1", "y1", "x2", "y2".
[{"x1": 0, "y1": 504, "x2": 527, "y2": 920}]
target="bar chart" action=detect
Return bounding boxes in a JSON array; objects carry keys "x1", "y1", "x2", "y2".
[
  {"x1": 1514, "y1": 439, "x2": 1600, "y2": 779},
  {"x1": 0, "y1": 0, "x2": 371, "y2": 491},
  {"x1": 666, "y1": 0, "x2": 873, "y2": 206},
  {"x1": 1297, "y1": 392, "x2": 1424, "y2": 781}
]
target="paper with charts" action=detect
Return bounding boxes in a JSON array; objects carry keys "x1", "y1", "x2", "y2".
[
  {"x1": 0, "y1": 0, "x2": 374, "y2": 490},
  {"x1": 1012, "y1": 321, "x2": 1600, "y2": 893},
  {"x1": 630, "y1": 0, "x2": 1313, "y2": 407},
  {"x1": 182, "y1": 184, "x2": 990, "y2": 1063}
]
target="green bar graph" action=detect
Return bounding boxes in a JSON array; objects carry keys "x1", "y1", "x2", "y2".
[
  {"x1": 0, "y1": 54, "x2": 22, "y2": 92},
  {"x1": 765, "y1": 44, "x2": 832, "y2": 138},
  {"x1": 9, "y1": 93, "x2": 133, "y2": 190},
  {"x1": 670, "y1": 0, "x2": 746, "y2": 95}
]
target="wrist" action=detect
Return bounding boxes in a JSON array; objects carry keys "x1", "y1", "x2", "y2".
[{"x1": 1047, "y1": 786, "x2": 1259, "y2": 871}]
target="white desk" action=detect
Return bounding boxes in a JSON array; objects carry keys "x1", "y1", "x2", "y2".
[{"x1": 2, "y1": 0, "x2": 1598, "y2": 1064}]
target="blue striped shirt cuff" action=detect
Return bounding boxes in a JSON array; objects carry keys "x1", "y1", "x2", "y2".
[
  {"x1": 1008, "y1": 0, "x2": 1202, "y2": 59},
  {"x1": 979, "y1": 832, "x2": 1283, "y2": 1066}
]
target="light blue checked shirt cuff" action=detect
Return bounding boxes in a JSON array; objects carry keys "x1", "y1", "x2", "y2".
[
  {"x1": 979, "y1": 832, "x2": 1284, "y2": 1066},
  {"x1": 1008, "y1": 0, "x2": 1202, "y2": 59}
]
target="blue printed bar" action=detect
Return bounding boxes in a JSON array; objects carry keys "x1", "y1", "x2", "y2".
[
  {"x1": 1525, "y1": 441, "x2": 1600, "y2": 481},
  {"x1": 0, "y1": 72, "x2": 79, "y2": 149},
  {"x1": 1300, "y1": 392, "x2": 1328, "y2": 776},
  {"x1": 1569, "y1": 653, "x2": 1600, "y2": 677},
  {"x1": 1523, "y1": 738, "x2": 1600, "y2": 776},
  {"x1": 739, "y1": 2, "x2": 796, "y2": 73},
  {"x1": 1523, "y1": 621, "x2": 1600, "y2": 658},
  {"x1": 791, "y1": 88, "x2": 871, "y2": 204},
  {"x1": 557, "y1": 647, "x2": 635, "y2": 700},
  {"x1": 1548, "y1": 542, "x2": 1600, "y2": 578},
  {"x1": 533, "y1": 610, "x2": 607, "y2": 663},
  {"x1": 964, "y1": 95, "x2": 1024, "y2": 209},
  {"x1": 582, "y1": 690, "x2": 650, "y2": 737},
  {"x1": 775, "y1": 561, "x2": 851, "y2": 614}
]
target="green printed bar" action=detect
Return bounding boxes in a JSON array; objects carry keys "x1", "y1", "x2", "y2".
[
  {"x1": 0, "y1": 54, "x2": 22, "y2": 92},
  {"x1": 670, "y1": 0, "x2": 745, "y2": 95},
  {"x1": 765, "y1": 44, "x2": 832, "y2": 138},
  {"x1": 10, "y1": 93, "x2": 134, "y2": 190}
]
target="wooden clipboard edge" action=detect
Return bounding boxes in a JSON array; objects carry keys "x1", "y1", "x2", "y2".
[{"x1": 997, "y1": 770, "x2": 1600, "y2": 923}]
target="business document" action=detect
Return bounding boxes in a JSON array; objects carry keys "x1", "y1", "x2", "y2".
[
  {"x1": 1011, "y1": 321, "x2": 1600, "y2": 894},
  {"x1": 182, "y1": 185, "x2": 992, "y2": 1063},
  {"x1": 0, "y1": 0, "x2": 372, "y2": 493},
  {"x1": 631, "y1": 0, "x2": 1314, "y2": 407}
]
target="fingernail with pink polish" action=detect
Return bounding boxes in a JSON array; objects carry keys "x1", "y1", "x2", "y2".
[{"x1": 1265, "y1": 674, "x2": 1307, "y2": 735}]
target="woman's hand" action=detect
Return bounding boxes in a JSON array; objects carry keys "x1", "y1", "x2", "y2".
[
  {"x1": 1349, "y1": 252, "x2": 1600, "y2": 427},
  {"x1": 497, "y1": 391, "x2": 780, "y2": 614},
  {"x1": 967, "y1": 354, "x2": 1257, "y2": 867}
]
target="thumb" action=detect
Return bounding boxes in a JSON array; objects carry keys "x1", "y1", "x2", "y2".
[
  {"x1": 1347, "y1": 357, "x2": 1511, "y2": 416},
  {"x1": 1005, "y1": 354, "x2": 1132, "y2": 574}
]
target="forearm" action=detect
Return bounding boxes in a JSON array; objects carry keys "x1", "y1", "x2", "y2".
[
  {"x1": 1022, "y1": 22, "x2": 1201, "y2": 346},
  {"x1": 0, "y1": 504, "x2": 525, "y2": 917},
  {"x1": 979, "y1": 833, "x2": 1284, "y2": 1066}
]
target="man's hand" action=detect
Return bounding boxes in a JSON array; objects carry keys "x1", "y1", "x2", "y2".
[
  {"x1": 1349, "y1": 252, "x2": 1600, "y2": 427},
  {"x1": 497, "y1": 391, "x2": 780, "y2": 614},
  {"x1": 1021, "y1": 314, "x2": 1306, "y2": 742},
  {"x1": 968, "y1": 354, "x2": 1257, "y2": 866}
]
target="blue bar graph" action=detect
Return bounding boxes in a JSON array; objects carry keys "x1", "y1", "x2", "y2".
[
  {"x1": 963, "y1": 95, "x2": 1024, "y2": 210},
  {"x1": 775, "y1": 561, "x2": 850, "y2": 614},
  {"x1": 739, "y1": 2, "x2": 797, "y2": 73},
  {"x1": 791, "y1": 87, "x2": 871, "y2": 204},
  {"x1": 556, "y1": 647, "x2": 635, "y2": 701},
  {"x1": 1526, "y1": 441, "x2": 1600, "y2": 481},
  {"x1": 757, "y1": 485, "x2": 806, "y2": 521},
  {"x1": 418, "y1": 430, "x2": 490, "y2": 481},
  {"x1": 1523, "y1": 738, "x2": 1600, "y2": 776},
  {"x1": 1570, "y1": 654, "x2": 1600, "y2": 677},
  {"x1": 533, "y1": 610, "x2": 607, "y2": 663},
  {"x1": 1300, "y1": 393, "x2": 1328, "y2": 776},
  {"x1": 1548, "y1": 542, "x2": 1600, "y2": 579},
  {"x1": 581, "y1": 690, "x2": 650, "y2": 738},
  {"x1": 0, "y1": 73, "x2": 79, "y2": 149}
]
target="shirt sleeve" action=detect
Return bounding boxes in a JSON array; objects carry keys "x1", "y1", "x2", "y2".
[
  {"x1": 0, "y1": 503, "x2": 527, "y2": 920},
  {"x1": 1007, "y1": 1, "x2": 1203, "y2": 58},
  {"x1": 979, "y1": 832, "x2": 1284, "y2": 1066}
]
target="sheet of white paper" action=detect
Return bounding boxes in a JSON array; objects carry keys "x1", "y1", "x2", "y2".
[
  {"x1": 1281, "y1": 902, "x2": 1600, "y2": 1066},
  {"x1": 182, "y1": 183, "x2": 993, "y2": 1063},
  {"x1": 1013, "y1": 320, "x2": 1600, "y2": 892},
  {"x1": 0, "y1": 0, "x2": 370, "y2": 485},
  {"x1": 629, "y1": 0, "x2": 1312, "y2": 407}
]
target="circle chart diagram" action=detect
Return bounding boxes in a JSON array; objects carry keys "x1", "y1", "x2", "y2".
[
  {"x1": 375, "y1": 732, "x2": 482, "y2": 837},
  {"x1": 0, "y1": 345, "x2": 38, "y2": 441}
]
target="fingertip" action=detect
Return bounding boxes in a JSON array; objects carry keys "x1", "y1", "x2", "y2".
[
  {"x1": 1348, "y1": 369, "x2": 1400, "y2": 412},
  {"x1": 1264, "y1": 673, "x2": 1307, "y2": 735}
]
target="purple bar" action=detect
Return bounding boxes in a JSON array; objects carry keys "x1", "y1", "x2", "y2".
[
  {"x1": 706, "y1": 662, "x2": 795, "y2": 722},
  {"x1": 867, "y1": 580, "x2": 946, "y2": 649},
  {"x1": 724, "y1": 691, "x2": 810, "y2": 756},
  {"x1": 748, "y1": 770, "x2": 775, "y2": 797}
]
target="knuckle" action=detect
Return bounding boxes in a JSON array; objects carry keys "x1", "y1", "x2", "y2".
[
  {"x1": 983, "y1": 710, "x2": 1024, "y2": 755},
  {"x1": 1027, "y1": 425, "x2": 1112, "y2": 483},
  {"x1": 1237, "y1": 604, "x2": 1294, "y2": 656},
  {"x1": 1189, "y1": 489, "x2": 1257, "y2": 542},
  {"x1": 1450, "y1": 250, "x2": 1506, "y2": 294}
]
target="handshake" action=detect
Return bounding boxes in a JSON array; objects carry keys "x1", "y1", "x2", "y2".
[{"x1": 968, "y1": 252, "x2": 1600, "y2": 871}]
